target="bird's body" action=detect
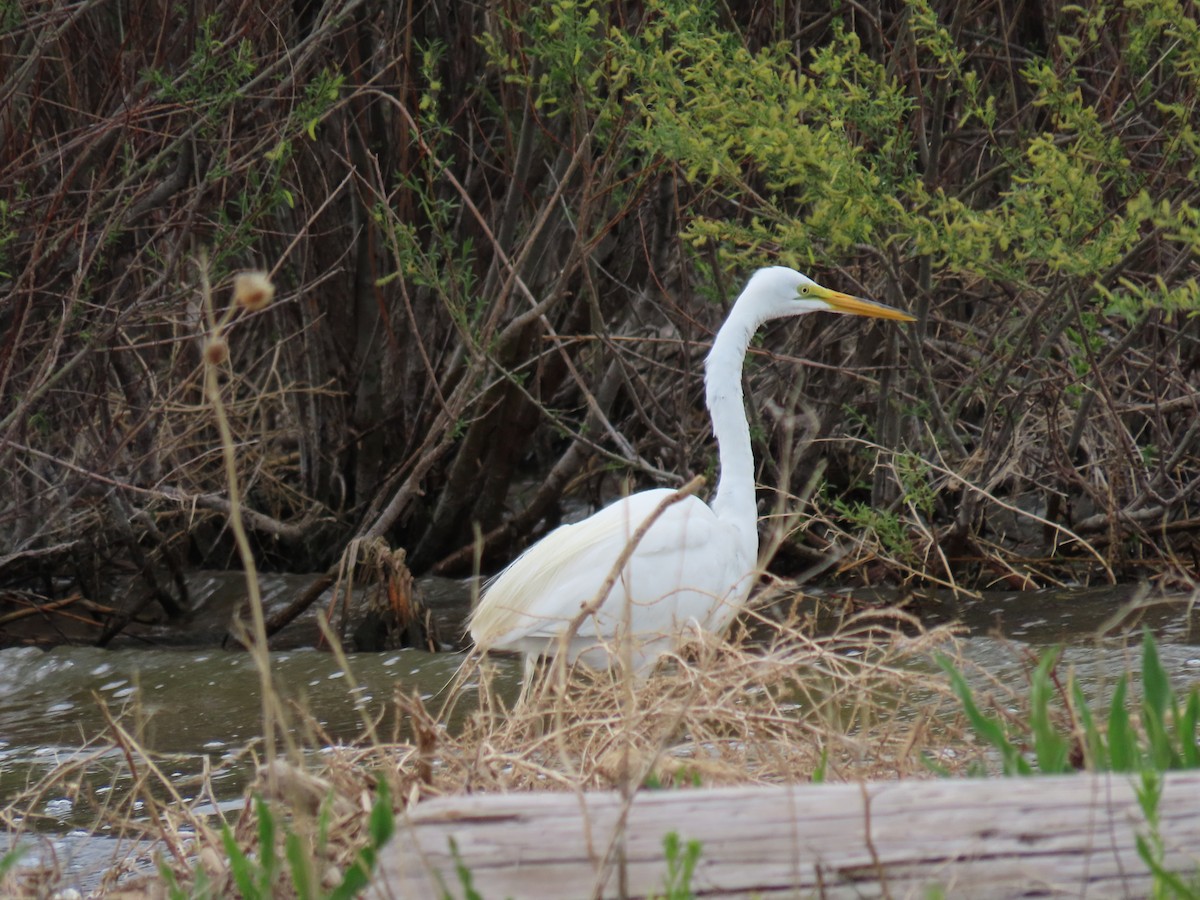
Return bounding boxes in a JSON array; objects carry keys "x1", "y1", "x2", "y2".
[
  {"x1": 469, "y1": 266, "x2": 914, "y2": 678},
  {"x1": 468, "y1": 487, "x2": 754, "y2": 672}
]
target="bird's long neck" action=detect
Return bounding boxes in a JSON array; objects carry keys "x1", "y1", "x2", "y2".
[{"x1": 704, "y1": 302, "x2": 763, "y2": 562}]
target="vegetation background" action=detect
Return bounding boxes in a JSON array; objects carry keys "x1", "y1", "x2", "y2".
[{"x1": 3, "y1": 0, "x2": 1199, "y2": 623}]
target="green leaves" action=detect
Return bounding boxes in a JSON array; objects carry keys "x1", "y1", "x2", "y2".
[
  {"x1": 657, "y1": 832, "x2": 702, "y2": 900},
  {"x1": 440, "y1": 837, "x2": 484, "y2": 900},
  {"x1": 0, "y1": 845, "x2": 26, "y2": 887},
  {"x1": 478, "y1": 0, "x2": 608, "y2": 117},
  {"x1": 1107, "y1": 675, "x2": 1135, "y2": 773},
  {"x1": 1029, "y1": 648, "x2": 1071, "y2": 774},
  {"x1": 331, "y1": 780, "x2": 396, "y2": 900},
  {"x1": 611, "y1": 5, "x2": 909, "y2": 261},
  {"x1": 163, "y1": 782, "x2": 395, "y2": 899},
  {"x1": 573, "y1": 0, "x2": 1200, "y2": 323},
  {"x1": 470, "y1": 0, "x2": 1200, "y2": 337},
  {"x1": 937, "y1": 654, "x2": 1031, "y2": 776},
  {"x1": 943, "y1": 629, "x2": 1200, "y2": 777}
]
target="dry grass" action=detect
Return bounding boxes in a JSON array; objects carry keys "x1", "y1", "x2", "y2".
[
  {"x1": 439, "y1": 612, "x2": 961, "y2": 793},
  {"x1": 1, "y1": 606, "x2": 977, "y2": 897}
]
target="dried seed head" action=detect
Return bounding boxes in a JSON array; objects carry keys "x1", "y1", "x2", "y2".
[
  {"x1": 204, "y1": 336, "x2": 229, "y2": 365},
  {"x1": 233, "y1": 271, "x2": 274, "y2": 311}
]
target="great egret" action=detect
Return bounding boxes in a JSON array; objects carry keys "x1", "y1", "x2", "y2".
[{"x1": 469, "y1": 266, "x2": 914, "y2": 682}]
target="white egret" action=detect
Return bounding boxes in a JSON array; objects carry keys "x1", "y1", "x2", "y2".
[{"x1": 469, "y1": 266, "x2": 914, "y2": 682}]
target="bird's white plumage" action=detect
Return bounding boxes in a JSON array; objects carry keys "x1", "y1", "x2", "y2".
[
  {"x1": 468, "y1": 266, "x2": 913, "y2": 678},
  {"x1": 469, "y1": 488, "x2": 755, "y2": 670}
]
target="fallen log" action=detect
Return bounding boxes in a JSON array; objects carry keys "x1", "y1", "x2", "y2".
[{"x1": 372, "y1": 770, "x2": 1200, "y2": 898}]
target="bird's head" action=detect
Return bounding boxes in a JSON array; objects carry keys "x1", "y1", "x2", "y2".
[{"x1": 742, "y1": 266, "x2": 916, "y2": 324}]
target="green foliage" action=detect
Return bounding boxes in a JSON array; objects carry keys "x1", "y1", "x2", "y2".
[
  {"x1": 940, "y1": 630, "x2": 1200, "y2": 776},
  {"x1": 654, "y1": 831, "x2": 702, "y2": 900},
  {"x1": 332, "y1": 780, "x2": 396, "y2": 900},
  {"x1": 0, "y1": 845, "x2": 25, "y2": 885},
  {"x1": 938, "y1": 655, "x2": 1031, "y2": 776},
  {"x1": 943, "y1": 633, "x2": 1200, "y2": 893},
  {"x1": 139, "y1": 14, "x2": 341, "y2": 266},
  {"x1": 301, "y1": 69, "x2": 346, "y2": 140},
  {"x1": 583, "y1": 0, "x2": 1200, "y2": 319},
  {"x1": 1027, "y1": 648, "x2": 1071, "y2": 774},
  {"x1": 0, "y1": 0, "x2": 20, "y2": 31},
  {"x1": 473, "y1": 0, "x2": 656, "y2": 266},
  {"x1": 12, "y1": 0, "x2": 1200, "y2": 639},
  {"x1": 478, "y1": 0, "x2": 618, "y2": 138},
  {"x1": 145, "y1": 15, "x2": 257, "y2": 126},
  {"x1": 643, "y1": 768, "x2": 703, "y2": 790},
  {"x1": 377, "y1": 175, "x2": 479, "y2": 339},
  {"x1": 521, "y1": 0, "x2": 606, "y2": 112},
  {"x1": 895, "y1": 452, "x2": 937, "y2": 521},
  {"x1": 161, "y1": 783, "x2": 394, "y2": 900},
  {"x1": 811, "y1": 748, "x2": 829, "y2": 784},
  {"x1": 438, "y1": 837, "x2": 485, "y2": 900},
  {"x1": 415, "y1": 39, "x2": 451, "y2": 135},
  {"x1": 373, "y1": 36, "x2": 480, "y2": 342},
  {"x1": 832, "y1": 495, "x2": 916, "y2": 563},
  {"x1": 610, "y1": 0, "x2": 912, "y2": 266},
  {"x1": 1134, "y1": 769, "x2": 1200, "y2": 898}
]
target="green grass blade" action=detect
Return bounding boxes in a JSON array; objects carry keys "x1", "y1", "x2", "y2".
[
  {"x1": 1030, "y1": 647, "x2": 1070, "y2": 773},
  {"x1": 1141, "y1": 629, "x2": 1171, "y2": 722},
  {"x1": 254, "y1": 795, "x2": 277, "y2": 894},
  {"x1": 156, "y1": 856, "x2": 187, "y2": 900},
  {"x1": 222, "y1": 822, "x2": 260, "y2": 899},
  {"x1": 1071, "y1": 678, "x2": 1104, "y2": 770},
  {"x1": 937, "y1": 654, "x2": 1029, "y2": 775},
  {"x1": 192, "y1": 866, "x2": 214, "y2": 900},
  {"x1": 317, "y1": 794, "x2": 333, "y2": 855},
  {"x1": 1140, "y1": 631, "x2": 1179, "y2": 770},
  {"x1": 328, "y1": 863, "x2": 369, "y2": 900},
  {"x1": 919, "y1": 751, "x2": 953, "y2": 777},
  {"x1": 660, "y1": 832, "x2": 702, "y2": 900},
  {"x1": 329, "y1": 781, "x2": 395, "y2": 900},
  {"x1": 1107, "y1": 675, "x2": 1135, "y2": 772},
  {"x1": 1181, "y1": 688, "x2": 1200, "y2": 769},
  {"x1": 367, "y1": 780, "x2": 396, "y2": 849},
  {"x1": 285, "y1": 832, "x2": 314, "y2": 900},
  {"x1": 0, "y1": 846, "x2": 26, "y2": 882},
  {"x1": 812, "y1": 748, "x2": 828, "y2": 784},
  {"x1": 1135, "y1": 833, "x2": 1195, "y2": 897},
  {"x1": 1136, "y1": 769, "x2": 1163, "y2": 824},
  {"x1": 447, "y1": 836, "x2": 484, "y2": 900}
]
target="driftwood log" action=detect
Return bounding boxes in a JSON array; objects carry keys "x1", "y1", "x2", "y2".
[{"x1": 371, "y1": 771, "x2": 1200, "y2": 898}]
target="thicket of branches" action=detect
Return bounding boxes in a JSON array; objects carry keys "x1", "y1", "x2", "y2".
[{"x1": 2, "y1": 0, "x2": 1199, "y2": 623}]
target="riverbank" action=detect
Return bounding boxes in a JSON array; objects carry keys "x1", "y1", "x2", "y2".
[{"x1": 2, "y1": 582, "x2": 1199, "y2": 896}]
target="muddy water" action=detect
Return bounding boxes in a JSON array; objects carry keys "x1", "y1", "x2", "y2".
[
  {"x1": 1, "y1": 575, "x2": 1198, "y2": 838},
  {"x1": 0, "y1": 638, "x2": 492, "y2": 892}
]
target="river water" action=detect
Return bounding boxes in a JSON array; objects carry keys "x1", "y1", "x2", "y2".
[{"x1": 0, "y1": 574, "x2": 1197, "y2": 889}]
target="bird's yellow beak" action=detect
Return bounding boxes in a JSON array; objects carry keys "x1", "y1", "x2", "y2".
[{"x1": 810, "y1": 285, "x2": 916, "y2": 322}]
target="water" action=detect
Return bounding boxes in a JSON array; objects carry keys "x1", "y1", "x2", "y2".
[
  {"x1": 0, "y1": 645, "x2": 469, "y2": 753},
  {"x1": 801, "y1": 584, "x2": 1200, "y2": 711},
  {"x1": 0, "y1": 646, "x2": 475, "y2": 829}
]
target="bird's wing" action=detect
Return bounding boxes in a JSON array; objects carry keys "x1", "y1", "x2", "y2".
[{"x1": 469, "y1": 489, "x2": 741, "y2": 649}]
